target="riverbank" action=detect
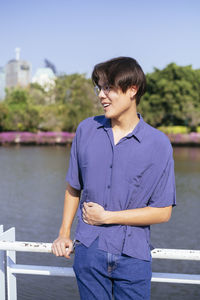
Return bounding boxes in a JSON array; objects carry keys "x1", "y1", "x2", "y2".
[
  {"x1": 0, "y1": 132, "x2": 75, "y2": 145},
  {"x1": 167, "y1": 132, "x2": 200, "y2": 146},
  {"x1": 0, "y1": 131, "x2": 200, "y2": 146}
]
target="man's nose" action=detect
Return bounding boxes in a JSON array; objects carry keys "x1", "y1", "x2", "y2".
[{"x1": 99, "y1": 89, "x2": 106, "y2": 98}]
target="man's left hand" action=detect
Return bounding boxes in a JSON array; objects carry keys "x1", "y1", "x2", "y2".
[{"x1": 82, "y1": 202, "x2": 107, "y2": 225}]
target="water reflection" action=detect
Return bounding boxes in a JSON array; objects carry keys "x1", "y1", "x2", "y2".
[{"x1": 174, "y1": 147, "x2": 200, "y2": 161}]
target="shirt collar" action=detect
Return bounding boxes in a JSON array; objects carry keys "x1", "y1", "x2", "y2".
[
  {"x1": 128, "y1": 113, "x2": 145, "y2": 142},
  {"x1": 95, "y1": 113, "x2": 146, "y2": 143},
  {"x1": 96, "y1": 116, "x2": 110, "y2": 130}
]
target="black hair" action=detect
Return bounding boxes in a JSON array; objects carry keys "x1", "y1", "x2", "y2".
[{"x1": 92, "y1": 57, "x2": 146, "y2": 105}]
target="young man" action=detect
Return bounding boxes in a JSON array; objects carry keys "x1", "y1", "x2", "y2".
[{"x1": 52, "y1": 57, "x2": 176, "y2": 300}]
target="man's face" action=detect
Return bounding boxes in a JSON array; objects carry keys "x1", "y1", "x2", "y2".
[{"x1": 97, "y1": 82, "x2": 137, "y2": 120}]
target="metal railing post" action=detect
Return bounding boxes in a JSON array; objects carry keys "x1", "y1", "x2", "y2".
[
  {"x1": 5, "y1": 227, "x2": 17, "y2": 300},
  {"x1": 0, "y1": 225, "x2": 6, "y2": 300}
]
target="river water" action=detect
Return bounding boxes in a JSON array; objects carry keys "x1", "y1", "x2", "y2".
[{"x1": 0, "y1": 146, "x2": 200, "y2": 300}]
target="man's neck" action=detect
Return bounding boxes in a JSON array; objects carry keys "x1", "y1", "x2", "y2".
[
  {"x1": 111, "y1": 112, "x2": 140, "y2": 135},
  {"x1": 110, "y1": 111, "x2": 140, "y2": 145}
]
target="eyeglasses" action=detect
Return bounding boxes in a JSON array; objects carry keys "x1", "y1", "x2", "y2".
[{"x1": 94, "y1": 85, "x2": 111, "y2": 96}]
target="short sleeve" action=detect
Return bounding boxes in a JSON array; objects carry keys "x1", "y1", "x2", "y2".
[
  {"x1": 66, "y1": 127, "x2": 83, "y2": 190},
  {"x1": 148, "y1": 152, "x2": 176, "y2": 208}
]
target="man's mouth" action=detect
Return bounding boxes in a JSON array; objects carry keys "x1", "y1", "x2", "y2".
[{"x1": 103, "y1": 103, "x2": 110, "y2": 108}]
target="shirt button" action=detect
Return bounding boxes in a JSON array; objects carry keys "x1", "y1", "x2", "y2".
[
  {"x1": 110, "y1": 165, "x2": 112, "y2": 168},
  {"x1": 107, "y1": 185, "x2": 111, "y2": 189}
]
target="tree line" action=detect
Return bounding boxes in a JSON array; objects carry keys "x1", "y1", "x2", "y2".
[{"x1": 0, "y1": 63, "x2": 200, "y2": 133}]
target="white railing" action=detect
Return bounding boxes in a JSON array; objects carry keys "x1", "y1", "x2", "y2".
[{"x1": 1, "y1": 225, "x2": 200, "y2": 300}]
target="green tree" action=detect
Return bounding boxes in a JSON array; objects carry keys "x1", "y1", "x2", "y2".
[
  {"x1": 38, "y1": 104, "x2": 64, "y2": 131},
  {"x1": 0, "y1": 102, "x2": 9, "y2": 132},
  {"x1": 54, "y1": 73, "x2": 102, "y2": 131},
  {"x1": 3, "y1": 88, "x2": 41, "y2": 132},
  {"x1": 140, "y1": 63, "x2": 200, "y2": 129}
]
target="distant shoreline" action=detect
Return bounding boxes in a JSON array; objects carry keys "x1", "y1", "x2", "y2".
[
  {"x1": 0, "y1": 131, "x2": 200, "y2": 146},
  {"x1": 0, "y1": 132, "x2": 75, "y2": 145}
]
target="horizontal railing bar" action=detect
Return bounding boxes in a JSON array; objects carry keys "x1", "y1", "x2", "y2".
[
  {"x1": 10, "y1": 264, "x2": 75, "y2": 277},
  {"x1": 1, "y1": 241, "x2": 200, "y2": 260},
  {"x1": 9, "y1": 263, "x2": 200, "y2": 284},
  {"x1": 152, "y1": 272, "x2": 200, "y2": 284},
  {"x1": 0, "y1": 241, "x2": 52, "y2": 253},
  {"x1": 151, "y1": 248, "x2": 200, "y2": 260}
]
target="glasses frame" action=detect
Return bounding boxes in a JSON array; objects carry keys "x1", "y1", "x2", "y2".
[{"x1": 94, "y1": 85, "x2": 111, "y2": 96}]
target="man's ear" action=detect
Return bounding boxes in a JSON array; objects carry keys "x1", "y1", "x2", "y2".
[{"x1": 130, "y1": 86, "x2": 138, "y2": 99}]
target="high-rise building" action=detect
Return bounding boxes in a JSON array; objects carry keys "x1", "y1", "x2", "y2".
[
  {"x1": 5, "y1": 48, "x2": 31, "y2": 88},
  {"x1": 0, "y1": 67, "x2": 5, "y2": 101}
]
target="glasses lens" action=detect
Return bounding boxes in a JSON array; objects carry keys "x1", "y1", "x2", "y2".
[
  {"x1": 103, "y1": 85, "x2": 110, "y2": 95},
  {"x1": 94, "y1": 86, "x2": 100, "y2": 96}
]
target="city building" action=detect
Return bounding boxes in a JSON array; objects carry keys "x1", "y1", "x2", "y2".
[
  {"x1": 32, "y1": 68, "x2": 56, "y2": 92},
  {"x1": 0, "y1": 67, "x2": 5, "y2": 101},
  {"x1": 5, "y1": 48, "x2": 31, "y2": 88}
]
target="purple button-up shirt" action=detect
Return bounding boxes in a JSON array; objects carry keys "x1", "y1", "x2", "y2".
[{"x1": 66, "y1": 113, "x2": 176, "y2": 261}]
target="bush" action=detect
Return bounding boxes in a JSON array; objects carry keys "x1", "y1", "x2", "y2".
[{"x1": 157, "y1": 126, "x2": 189, "y2": 134}]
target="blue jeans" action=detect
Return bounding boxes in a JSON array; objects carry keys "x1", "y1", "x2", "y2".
[{"x1": 73, "y1": 238, "x2": 152, "y2": 300}]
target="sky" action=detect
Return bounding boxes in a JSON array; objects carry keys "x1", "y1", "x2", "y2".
[{"x1": 1, "y1": 0, "x2": 200, "y2": 77}]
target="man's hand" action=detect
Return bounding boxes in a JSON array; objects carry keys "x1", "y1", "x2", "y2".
[
  {"x1": 52, "y1": 236, "x2": 73, "y2": 259},
  {"x1": 82, "y1": 202, "x2": 107, "y2": 225}
]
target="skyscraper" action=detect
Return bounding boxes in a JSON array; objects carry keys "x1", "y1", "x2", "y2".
[{"x1": 5, "y1": 48, "x2": 31, "y2": 88}]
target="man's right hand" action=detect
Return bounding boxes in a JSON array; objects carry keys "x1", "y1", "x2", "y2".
[{"x1": 52, "y1": 237, "x2": 74, "y2": 259}]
